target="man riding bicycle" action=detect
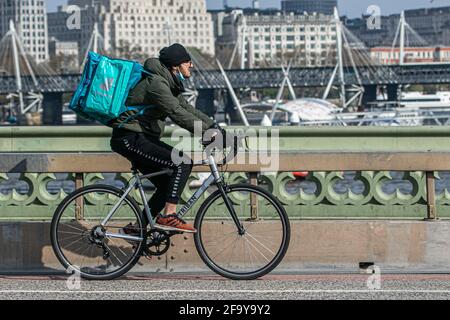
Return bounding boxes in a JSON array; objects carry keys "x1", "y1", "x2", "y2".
[{"x1": 110, "y1": 43, "x2": 224, "y2": 234}]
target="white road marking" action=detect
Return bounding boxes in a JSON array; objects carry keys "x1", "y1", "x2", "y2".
[{"x1": 0, "y1": 289, "x2": 450, "y2": 294}]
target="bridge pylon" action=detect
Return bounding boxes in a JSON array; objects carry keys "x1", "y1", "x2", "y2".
[
  {"x1": 322, "y1": 7, "x2": 364, "y2": 110},
  {"x1": 389, "y1": 11, "x2": 437, "y2": 65},
  {"x1": 80, "y1": 23, "x2": 105, "y2": 71},
  {"x1": 2, "y1": 20, "x2": 43, "y2": 120},
  {"x1": 270, "y1": 61, "x2": 297, "y2": 122}
]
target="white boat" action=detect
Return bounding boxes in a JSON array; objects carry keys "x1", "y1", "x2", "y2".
[
  {"x1": 239, "y1": 94, "x2": 450, "y2": 127},
  {"x1": 400, "y1": 91, "x2": 450, "y2": 109}
]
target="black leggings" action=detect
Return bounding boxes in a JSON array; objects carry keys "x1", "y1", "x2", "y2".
[{"x1": 110, "y1": 128, "x2": 193, "y2": 219}]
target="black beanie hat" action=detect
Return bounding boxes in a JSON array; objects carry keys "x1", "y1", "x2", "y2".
[{"x1": 159, "y1": 43, "x2": 191, "y2": 68}]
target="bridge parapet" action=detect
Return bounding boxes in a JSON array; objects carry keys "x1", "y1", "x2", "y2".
[{"x1": 1, "y1": 126, "x2": 450, "y2": 220}]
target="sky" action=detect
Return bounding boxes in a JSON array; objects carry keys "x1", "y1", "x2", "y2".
[{"x1": 46, "y1": 0, "x2": 450, "y2": 17}]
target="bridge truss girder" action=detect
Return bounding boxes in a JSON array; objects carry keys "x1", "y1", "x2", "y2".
[{"x1": 1, "y1": 64, "x2": 450, "y2": 95}]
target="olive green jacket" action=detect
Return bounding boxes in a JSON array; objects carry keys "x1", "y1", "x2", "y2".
[{"x1": 110, "y1": 58, "x2": 214, "y2": 138}]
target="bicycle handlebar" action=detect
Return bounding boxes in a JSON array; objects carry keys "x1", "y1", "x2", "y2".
[{"x1": 195, "y1": 134, "x2": 245, "y2": 167}]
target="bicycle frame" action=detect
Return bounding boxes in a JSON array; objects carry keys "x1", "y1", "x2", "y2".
[{"x1": 100, "y1": 154, "x2": 243, "y2": 242}]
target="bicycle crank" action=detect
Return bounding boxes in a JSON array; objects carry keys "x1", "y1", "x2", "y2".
[{"x1": 144, "y1": 230, "x2": 172, "y2": 256}]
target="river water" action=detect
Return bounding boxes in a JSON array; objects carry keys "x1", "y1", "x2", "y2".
[{"x1": 2, "y1": 172, "x2": 450, "y2": 196}]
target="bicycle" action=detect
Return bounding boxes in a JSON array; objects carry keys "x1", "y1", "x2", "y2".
[{"x1": 51, "y1": 135, "x2": 290, "y2": 280}]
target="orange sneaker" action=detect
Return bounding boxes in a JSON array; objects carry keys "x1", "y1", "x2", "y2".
[
  {"x1": 120, "y1": 222, "x2": 140, "y2": 236},
  {"x1": 155, "y1": 214, "x2": 197, "y2": 233}
]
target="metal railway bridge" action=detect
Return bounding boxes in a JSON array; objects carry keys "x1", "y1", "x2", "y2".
[
  {"x1": 0, "y1": 64, "x2": 449, "y2": 94},
  {"x1": 1, "y1": 63, "x2": 449, "y2": 124}
]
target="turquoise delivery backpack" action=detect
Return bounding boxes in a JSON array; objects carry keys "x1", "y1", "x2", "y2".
[{"x1": 69, "y1": 51, "x2": 151, "y2": 125}]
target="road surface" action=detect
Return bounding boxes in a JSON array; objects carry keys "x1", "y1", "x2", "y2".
[{"x1": 1, "y1": 273, "x2": 450, "y2": 300}]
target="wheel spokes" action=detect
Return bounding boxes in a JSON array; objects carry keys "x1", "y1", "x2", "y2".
[
  {"x1": 198, "y1": 187, "x2": 287, "y2": 275},
  {"x1": 54, "y1": 188, "x2": 144, "y2": 277}
]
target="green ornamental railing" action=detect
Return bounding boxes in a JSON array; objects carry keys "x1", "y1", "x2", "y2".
[{"x1": 1, "y1": 126, "x2": 450, "y2": 220}]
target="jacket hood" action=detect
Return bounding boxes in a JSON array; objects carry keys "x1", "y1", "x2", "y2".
[{"x1": 143, "y1": 57, "x2": 184, "y2": 92}]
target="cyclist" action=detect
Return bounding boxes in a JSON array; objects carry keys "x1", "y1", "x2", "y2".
[{"x1": 110, "y1": 43, "x2": 223, "y2": 234}]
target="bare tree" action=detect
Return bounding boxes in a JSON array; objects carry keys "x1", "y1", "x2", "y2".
[
  {"x1": 115, "y1": 40, "x2": 147, "y2": 62},
  {"x1": 48, "y1": 53, "x2": 79, "y2": 74}
]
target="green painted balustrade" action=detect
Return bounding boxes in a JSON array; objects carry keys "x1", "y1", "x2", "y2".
[{"x1": 1, "y1": 126, "x2": 450, "y2": 220}]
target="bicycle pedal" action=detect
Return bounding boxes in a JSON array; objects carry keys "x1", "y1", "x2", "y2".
[
  {"x1": 168, "y1": 231, "x2": 184, "y2": 236},
  {"x1": 141, "y1": 252, "x2": 153, "y2": 260}
]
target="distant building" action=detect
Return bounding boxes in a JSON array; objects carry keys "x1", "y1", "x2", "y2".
[
  {"x1": 443, "y1": 22, "x2": 450, "y2": 46},
  {"x1": 213, "y1": 9, "x2": 337, "y2": 68},
  {"x1": 343, "y1": 16, "x2": 395, "y2": 48},
  {"x1": 48, "y1": 0, "x2": 215, "y2": 58},
  {"x1": 345, "y1": 6, "x2": 450, "y2": 48},
  {"x1": 0, "y1": 0, "x2": 49, "y2": 63},
  {"x1": 47, "y1": 3, "x2": 98, "y2": 56},
  {"x1": 49, "y1": 39, "x2": 79, "y2": 57},
  {"x1": 403, "y1": 6, "x2": 450, "y2": 46},
  {"x1": 48, "y1": 38, "x2": 79, "y2": 72},
  {"x1": 371, "y1": 46, "x2": 450, "y2": 64},
  {"x1": 210, "y1": 10, "x2": 228, "y2": 39},
  {"x1": 281, "y1": 0, "x2": 337, "y2": 15}
]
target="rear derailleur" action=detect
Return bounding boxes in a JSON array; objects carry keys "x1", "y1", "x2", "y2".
[{"x1": 89, "y1": 225, "x2": 110, "y2": 260}]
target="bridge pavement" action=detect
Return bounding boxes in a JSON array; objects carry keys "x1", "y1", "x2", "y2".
[{"x1": 1, "y1": 273, "x2": 450, "y2": 300}]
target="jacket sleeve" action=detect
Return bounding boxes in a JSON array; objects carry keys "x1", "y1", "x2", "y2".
[
  {"x1": 148, "y1": 78, "x2": 214, "y2": 134},
  {"x1": 178, "y1": 95, "x2": 215, "y2": 129}
]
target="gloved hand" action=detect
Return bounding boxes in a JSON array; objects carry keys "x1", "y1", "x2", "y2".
[{"x1": 202, "y1": 124, "x2": 234, "y2": 150}]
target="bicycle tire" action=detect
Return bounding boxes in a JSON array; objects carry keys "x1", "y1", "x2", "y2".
[
  {"x1": 51, "y1": 185, "x2": 145, "y2": 280},
  {"x1": 194, "y1": 183, "x2": 290, "y2": 280}
]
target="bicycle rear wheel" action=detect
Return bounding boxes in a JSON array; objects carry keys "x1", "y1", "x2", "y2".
[
  {"x1": 51, "y1": 185, "x2": 145, "y2": 280},
  {"x1": 194, "y1": 184, "x2": 290, "y2": 280}
]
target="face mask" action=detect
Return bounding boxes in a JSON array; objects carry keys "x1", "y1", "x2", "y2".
[{"x1": 176, "y1": 70, "x2": 186, "y2": 82}]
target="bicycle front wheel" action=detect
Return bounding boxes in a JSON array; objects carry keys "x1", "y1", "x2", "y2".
[
  {"x1": 194, "y1": 184, "x2": 290, "y2": 280},
  {"x1": 51, "y1": 185, "x2": 145, "y2": 280}
]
